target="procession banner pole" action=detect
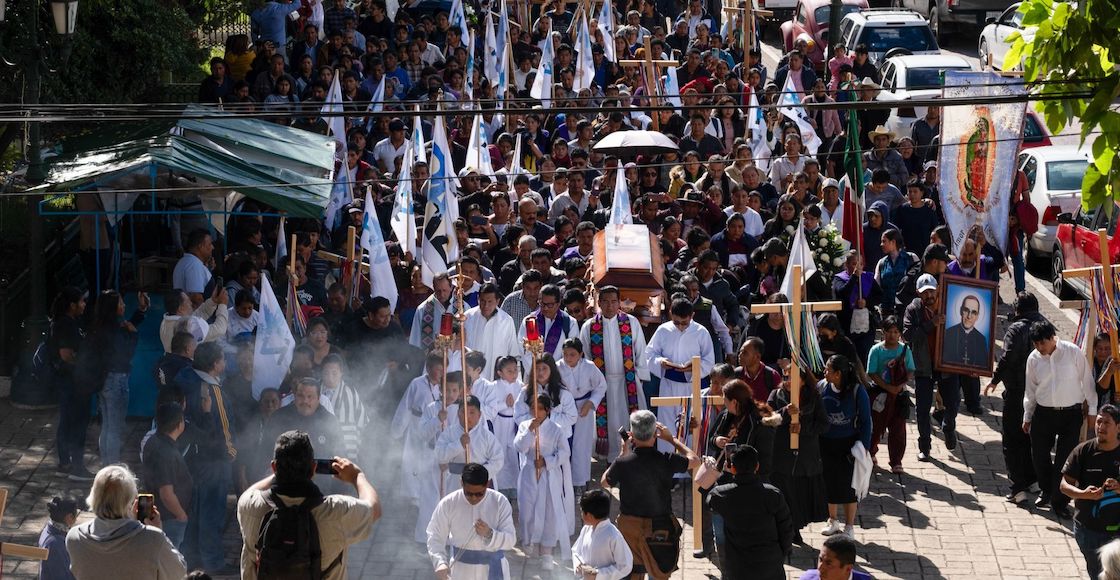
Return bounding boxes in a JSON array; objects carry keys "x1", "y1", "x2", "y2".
[
  {"x1": 456, "y1": 269, "x2": 471, "y2": 463},
  {"x1": 524, "y1": 319, "x2": 544, "y2": 480}
]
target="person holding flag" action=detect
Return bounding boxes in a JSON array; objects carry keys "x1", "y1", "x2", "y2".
[{"x1": 421, "y1": 108, "x2": 460, "y2": 288}]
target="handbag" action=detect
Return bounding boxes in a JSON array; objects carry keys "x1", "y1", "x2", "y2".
[
  {"x1": 850, "y1": 307, "x2": 871, "y2": 335},
  {"x1": 645, "y1": 515, "x2": 683, "y2": 575},
  {"x1": 695, "y1": 456, "x2": 721, "y2": 491},
  {"x1": 896, "y1": 391, "x2": 913, "y2": 421}
]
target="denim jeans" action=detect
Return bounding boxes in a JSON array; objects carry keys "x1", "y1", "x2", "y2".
[
  {"x1": 186, "y1": 462, "x2": 231, "y2": 572},
  {"x1": 1011, "y1": 231, "x2": 1027, "y2": 293},
  {"x1": 97, "y1": 373, "x2": 129, "y2": 465},
  {"x1": 1074, "y1": 522, "x2": 1114, "y2": 580},
  {"x1": 915, "y1": 377, "x2": 936, "y2": 453},
  {"x1": 162, "y1": 518, "x2": 188, "y2": 550}
]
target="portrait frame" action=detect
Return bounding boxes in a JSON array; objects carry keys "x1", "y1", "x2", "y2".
[{"x1": 934, "y1": 274, "x2": 999, "y2": 377}]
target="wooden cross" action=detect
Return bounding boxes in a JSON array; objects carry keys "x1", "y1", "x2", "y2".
[
  {"x1": 751, "y1": 264, "x2": 841, "y2": 448},
  {"x1": 0, "y1": 489, "x2": 50, "y2": 566},
  {"x1": 1061, "y1": 228, "x2": 1120, "y2": 391},
  {"x1": 650, "y1": 356, "x2": 723, "y2": 552},
  {"x1": 618, "y1": 36, "x2": 678, "y2": 130},
  {"x1": 721, "y1": 0, "x2": 773, "y2": 54}
]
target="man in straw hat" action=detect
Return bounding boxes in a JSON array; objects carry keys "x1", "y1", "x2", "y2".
[{"x1": 864, "y1": 125, "x2": 909, "y2": 190}]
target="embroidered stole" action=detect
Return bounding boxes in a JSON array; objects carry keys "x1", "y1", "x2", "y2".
[{"x1": 589, "y1": 314, "x2": 640, "y2": 456}]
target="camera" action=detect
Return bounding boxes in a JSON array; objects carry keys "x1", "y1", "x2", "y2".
[
  {"x1": 617, "y1": 426, "x2": 630, "y2": 442},
  {"x1": 314, "y1": 458, "x2": 336, "y2": 475}
]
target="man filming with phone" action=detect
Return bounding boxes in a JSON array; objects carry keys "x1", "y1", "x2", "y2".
[
  {"x1": 602, "y1": 410, "x2": 700, "y2": 580},
  {"x1": 237, "y1": 429, "x2": 381, "y2": 579}
]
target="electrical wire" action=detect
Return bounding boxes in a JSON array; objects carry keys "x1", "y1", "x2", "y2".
[{"x1": 6, "y1": 128, "x2": 1099, "y2": 197}]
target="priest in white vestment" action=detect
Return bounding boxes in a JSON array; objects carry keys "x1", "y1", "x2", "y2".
[
  {"x1": 411, "y1": 272, "x2": 457, "y2": 350},
  {"x1": 643, "y1": 296, "x2": 715, "y2": 452},
  {"x1": 427, "y1": 463, "x2": 517, "y2": 580},
  {"x1": 464, "y1": 284, "x2": 522, "y2": 380}
]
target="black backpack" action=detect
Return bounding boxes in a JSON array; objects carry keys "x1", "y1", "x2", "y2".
[{"x1": 255, "y1": 491, "x2": 342, "y2": 580}]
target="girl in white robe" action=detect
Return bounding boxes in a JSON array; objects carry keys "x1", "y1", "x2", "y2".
[
  {"x1": 484, "y1": 356, "x2": 526, "y2": 492},
  {"x1": 514, "y1": 394, "x2": 575, "y2": 569},
  {"x1": 558, "y1": 339, "x2": 607, "y2": 490},
  {"x1": 412, "y1": 379, "x2": 463, "y2": 544},
  {"x1": 514, "y1": 354, "x2": 578, "y2": 439}
]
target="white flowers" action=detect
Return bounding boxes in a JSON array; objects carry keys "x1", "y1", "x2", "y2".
[
  {"x1": 833, "y1": 257, "x2": 845, "y2": 267},
  {"x1": 818, "y1": 238, "x2": 828, "y2": 248},
  {"x1": 786, "y1": 225, "x2": 796, "y2": 234},
  {"x1": 820, "y1": 253, "x2": 831, "y2": 263}
]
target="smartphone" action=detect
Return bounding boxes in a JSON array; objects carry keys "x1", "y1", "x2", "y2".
[
  {"x1": 469, "y1": 215, "x2": 488, "y2": 226},
  {"x1": 617, "y1": 425, "x2": 630, "y2": 442},
  {"x1": 137, "y1": 493, "x2": 154, "y2": 521},
  {"x1": 314, "y1": 458, "x2": 336, "y2": 475}
]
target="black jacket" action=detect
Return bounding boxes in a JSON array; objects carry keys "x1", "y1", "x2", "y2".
[
  {"x1": 902, "y1": 297, "x2": 937, "y2": 378},
  {"x1": 696, "y1": 273, "x2": 743, "y2": 329},
  {"x1": 992, "y1": 311, "x2": 1048, "y2": 392},
  {"x1": 707, "y1": 472, "x2": 793, "y2": 579},
  {"x1": 707, "y1": 410, "x2": 778, "y2": 484}
]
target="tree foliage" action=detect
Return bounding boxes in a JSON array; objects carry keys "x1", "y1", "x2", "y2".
[{"x1": 1008, "y1": 0, "x2": 1120, "y2": 210}]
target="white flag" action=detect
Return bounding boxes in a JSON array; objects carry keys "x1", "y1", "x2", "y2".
[
  {"x1": 412, "y1": 111, "x2": 427, "y2": 166},
  {"x1": 777, "y1": 73, "x2": 822, "y2": 155},
  {"x1": 496, "y1": 0, "x2": 510, "y2": 97},
  {"x1": 252, "y1": 271, "x2": 295, "y2": 400},
  {"x1": 321, "y1": 75, "x2": 348, "y2": 164},
  {"x1": 530, "y1": 25, "x2": 554, "y2": 106},
  {"x1": 609, "y1": 165, "x2": 633, "y2": 225},
  {"x1": 509, "y1": 132, "x2": 526, "y2": 177},
  {"x1": 360, "y1": 190, "x2": 399, "y2": 310},
  {"x1": 464, "y1": 31, "x2": 476, "y2": 105},
  {"x1": 391, "y1": 138, "x2": 417, "y2": 257},
  {"x1": 421, "y1": 111, "x2": 461, "y2": 287},
  {"x1": 662, "y1": 67, "x2": 683, "y2": 111},
  {"x1": 575, "y1": 13, "x2": 595, "y2": 92},
  {"x1": 450, "y1": 0, "x2": 470, "y2": 45},
  {"x1": 466, "y1": 113, "x2": 494, "y2": 177},
  {"x1": 364, "y1": 75, "x2": 386, "y2": 132},
  {"x1": 484, "y1": 10, "x2": 499, "y2": 87},
  {"x1": 747, "y1": 88, "x2": 772, "y2": 174},
  {"x1": 780, "y1": 219, "x2": 818, "y2": 299},
  {"x1": 274, "y1": 216, "x2": 287, "y2": 268},
  {"x1": 598, "y1": 0, "x2": 615, "y2": 63}
]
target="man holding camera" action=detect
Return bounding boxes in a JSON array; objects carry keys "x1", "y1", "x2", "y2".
[
  {"x1": 602, "y1": 410, "x2": 700, "y2": 580},
  {"x1": 236, "y1": 430, "x2": 381, "y2": 579}
]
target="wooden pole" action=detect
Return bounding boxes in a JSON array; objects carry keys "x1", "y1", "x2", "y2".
[
  {"x1": 457, "y1": 270, "x2": 470, "y2": 463},
  {"x1": 689, "y1": 355, "x2": 703, "y2": 555},
  {"x1": 0, "y1": 489, "x2": 49, "y2": 562},
  {"x1": 789, "y1": 264, "x2": 803, "y2": 448},
  {"x1": 1098, "y1": 228, "x2": 1120, "y2": 392}
]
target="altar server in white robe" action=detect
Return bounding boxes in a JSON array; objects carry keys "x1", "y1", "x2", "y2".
[
  {"x1": 484, "y1": 356, "x2": 527, "y2": 491},
  {"x1": 464, "y1": 283, "x2": 522, "y2": 380},
  {"x1": 413, "y1": 373, "x2": 465, "y2": 543},
  {"x1": 571, "y1": 489, "x2": 633, "y2": 580},
  {"x1": 643, "y1": 296, "x2": 715, "y2": 452},
  {"x1": 578, "y1": 285, "x2": 650, "y2": 459},
  {"x1": 427, "y1": 463, "x2": 517, "y2": 580},
  {"x1": 514, "y1": 394, "x2": 576, "y2": 569},
  {"x1": 392, "y1": 352, "x2": 446, "y2": 503},
  {"x1": 558, "y1": 338, "x2": 607, "y2": 490},
  {"x1": 411, "y1": 272, "x2": 458, "y2": 350},
  {"x1": 517, "y1": 285, "x2": 577, "y2": 378},
  {"x1": 436, "y1": 395, "x2": 506, "y2": 494},
  {"x1": 515, "y1": 354, "x2": 579, "y2": 439}
]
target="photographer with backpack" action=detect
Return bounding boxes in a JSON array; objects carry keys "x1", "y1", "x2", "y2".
[{"x1": 236, "y1": 430, "x2": 381, "y2": 579}]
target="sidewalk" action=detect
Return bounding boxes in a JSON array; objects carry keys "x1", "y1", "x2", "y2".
[{"x1": 0, "y1": 274, "x2": 1090, "y2": 579}]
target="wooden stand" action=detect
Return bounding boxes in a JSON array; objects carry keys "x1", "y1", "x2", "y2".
[
  {"x1": 0, "y1": 488, "x2": 50, "y2": 565},
  {"x1": 650, "y1": 356, "x2": 723, "y2": 552},
  {"x1": 751, "y1": 265, "x2": 841, "y2": 448},
  {"x1": 1061, "y1": 228, "x2": 1120, "y2": 392}
]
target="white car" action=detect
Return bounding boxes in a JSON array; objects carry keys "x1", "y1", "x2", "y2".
[
  {"x1": 978, "y1": 2, "x2": 1033, "y2": 71},
  {"x1": 876, "y1": 54, "x2": 974, "y2": 137},
  {"x1": 1021, "y1": 145, "x2": 1091, "y2": 269},
  {"x1": 837, "y1": 9, "x2": 940, "y2": 66}
]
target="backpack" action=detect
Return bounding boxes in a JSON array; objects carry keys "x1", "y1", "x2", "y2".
[
  {"x1": 884, "y1": 345, "x2": 911, "y2": 387},
  {"x1": 255, "y1": 491, "x2": 342, "y2": 580}
]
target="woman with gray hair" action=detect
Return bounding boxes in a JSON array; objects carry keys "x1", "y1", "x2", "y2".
[
  {"x1": 1101, "y1": 538, "x2": 1120, "y2": 580},
  {"x1": 65, "y1": 465, "x2": 187, "y2": 579}
]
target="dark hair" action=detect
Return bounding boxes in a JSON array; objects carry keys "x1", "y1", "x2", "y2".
[
  {"x1": 540, "y1": 284, "x2": 563, "y2": 303},
  {"x1": 817, "y1": 312, "x2": 843, "y2": 336},
  {"x1": 1029, "y1": 320, "x2": 1057, "y2": 343},
  {"x1": 529, "y1": 354, "x2": 565, "y2": 406},
  {"x1": 306, "y1": 317, "x2": 329, "y2": 335},
  {"x1": 670, "y1": 295, "x2": 694, "y2": 317},
  {"x1": 579, "y1": 488, "x2": 611, "y2": 519},
  {"x1": 193, "y1": 341, "x2": 224, "y2": 373},
  {"x1": 562, "y1": 337, "x2": 584, "y2": 354},
  {"x1": 881, "y1": 228, "x2": 904, "y2": 249},
  {"x1": 871, "y1": 169, "x2": 890, "y2": 184},
  {"x1": 731, "y1": 444, "x2": 759, "y2": 472},
  {"x1": 185, "y1": 228, "x2": 212, "y2": 252},
  {"x1": 598, "y1": 285, "x2": 620, "y2": 300},
  {"x1": 47, "y1": 496, "x2": 81, "y2": 523},
  {"x1": 295, "y1": 376, "x2": 322, "y2": 396},
  {"x1": 494, "y1": 355, "x2": 520, "y2": 378},
  {"x1": 91, "y1": 290, "x2": 122, "y2": 334},
  {"x1": 1013, "y1": 291, "x2": 1039, "y2": 317},
  {"x1": 50, "y1": 286, "x2": 85, "y2": 319},
  {"x1": 521, "y1": 270, "x2": 545, "y2": 286},
  {"x1": 164, "y1": 290, "x2": 187, "y2": 316},
  {"x1": 826, "y1": 354, "x2": 860, "y2": 396},
  {"x1": 465, "y1": 350, "x2": 487, "y2": 371},
  {"x1": 170, "y1": 331, "x2": 196, "y2": 355},
  {"x1": 1100, "y1": 404, "x2": 1120, "y2": 424},
  {"x1": 273, "y1": 430, "x2": 315, "y2": 485},
  {"x1": 461, "y1": 463, "x2": 489, "y2": 486},
  {"x1": 156, "y1": 403, "x2": 185, "y2": 434},
  {"x1": 881, "y1": 315, "x2": 901, "y2": 333},
  {"x1": 321, "y1": 352, "x2": 345, "y2": 370},
  {"x1": 446, "y1": 371, "x2": 464, "y2": 387},
  {"x1": 479, "y1": 282, "x2": 500, "y2": 298},
  {"x1": 235, "y1": 289, "x2": 258, "y2": 308},
  {"x1": 823, "y1": 534, "x2": 858, "y2": 566}
]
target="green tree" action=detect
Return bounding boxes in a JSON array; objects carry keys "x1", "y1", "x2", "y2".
[{"x1": 1008, "y1": 0, "x2": 1120, "y2": 210}]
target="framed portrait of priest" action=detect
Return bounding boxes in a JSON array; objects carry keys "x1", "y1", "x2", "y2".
[{"x1": 934, "y1": 274, "x2": 998, "y2": 377}]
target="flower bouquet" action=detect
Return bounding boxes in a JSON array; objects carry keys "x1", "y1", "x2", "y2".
[{"x1": 812, "y1": 225, "x2": 846, "y2": 279}]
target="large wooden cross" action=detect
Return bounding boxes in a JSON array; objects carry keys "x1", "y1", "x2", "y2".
[
  {"x1": 751, "y1": 264, "x2": 841, "y2": 448},
  {"x1": 1061, "y1": 227, "x2": 1120, "y2": 391},
  {"x1": 618, "y1": 36, "x2": 679, "y2": 130},
  {"x1": 650, "y1": 356, "x2": 723, "y2": 552},
  {"x1": 0, "y1": 489, "x2": 50, "y2": 567},
  {"x1": 721, "y1": 0, "x2": 773, "y2": 54}
]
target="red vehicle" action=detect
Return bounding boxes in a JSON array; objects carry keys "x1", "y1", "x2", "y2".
[
  {"x1": 1020, "y1": 109, "x2": 1052, "y2": 149},
  {"x1": 1053, "y1": 201, "x2": 1120, "y2": 298},
  {"x1": 780, "y1": 0, "x2": 870, "y2": 70}
]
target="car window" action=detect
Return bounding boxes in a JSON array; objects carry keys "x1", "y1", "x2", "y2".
[
  {"x1": 904, "y1": 66, "x2": 971, "y2": 89},
  {"x1": 1022, "y1": 156, "x2": 1037, "y2": 190},
  {"x1": 881, "y1": 63, "x2": 895, "y2": 89},
  {"x1": 815, "y1": 5, "x2": 861, "y2": 27},
  {"x1": 1078, "y1": 207, "x2": 1097, "y2": 229},
  {"x1": 840, "y1": 19, "x2": 855, "y2": 46},
  {"x1": 1045, "y1": 159, "x2": 1088, "y2": 191},
  {"x1": 1023, "y1": 114, "x2": 1043, "y2": 143},
  {"x1": 1000, "y1": 5, "x2": 1023, "y2": 28},
  {"x1": 860, "y1": 25, "x2": 937, "y2": 53}
]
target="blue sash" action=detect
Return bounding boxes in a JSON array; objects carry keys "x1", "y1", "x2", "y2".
[
  {"x1": 452, "y1": 547, "x2": 506, "y2": 580},
  {"x1": 664, "y1": 368, "x2": 711, "y2": 390}
]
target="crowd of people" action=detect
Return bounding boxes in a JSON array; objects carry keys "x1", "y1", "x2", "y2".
[{"x1": 22, "y1": 0, "x2": 1120, "y2": 578}]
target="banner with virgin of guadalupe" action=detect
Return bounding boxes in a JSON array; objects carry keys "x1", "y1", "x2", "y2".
[{"x1": 938, "y1": 71, "x2": 1027, "y2": 255}]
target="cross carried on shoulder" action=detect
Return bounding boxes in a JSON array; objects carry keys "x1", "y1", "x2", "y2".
[{"x1": 0, "y1": 488, "x2": 50, "y2": 566}]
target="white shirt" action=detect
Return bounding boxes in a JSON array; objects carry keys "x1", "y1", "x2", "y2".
[
  {"x1": 572, "y1": 520, "x2": 634, "y2": 580},
  {"x1": 820, "y1": 201, "x2": 844, "y2": 229},
  {"x1": 644, "y1": 320, "x2": 716, "y2": 384},
  {"x1": 426, "y1": 489, "x2": 517, "y2": 580},
  {"x1": 372, "y1": 137, "x2": 409, "y2": 172},
  {"x1": 767, "y1": 155, "x2": 806, "y2": 188},
  {"x1": 723, "y1": 206, "x2": 765, "y2": 237},
  {"x1": 172, "y1": 253, "x2": 211, "y2": 295},
  {"x1": 1023, "y1": 339, "x2": 1098, "y2": 422},
  {"x1": 464, "y1": 306, "x2": 522, "y2": 380}
]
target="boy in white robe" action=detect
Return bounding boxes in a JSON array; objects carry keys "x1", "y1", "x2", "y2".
[
  {"x1": 643, "y1": 296, "x2": 715, "y2": 452},
  {"x1": 571, "y1": 489, "x2": 633, "y2": 580},
  {"x1": 427, "y1": 463, "x2": 518, "y2": 580},
  {"x1": 463, "y1": 351, "x2": 493, "y2": 421},
  {"x1": 436, "y1": 395, "x2": 506, "y2": 494},
  {"x1": 558, "y1": 338, "x2": 607, "y2": 491},
  {"x1": 414, "y1": 373, "x2": 465, "y2": 544},
  {"x1": 484, "y1": 356, "x2": 526, "y2": 492},
  {"x1": 514, "y1": 394, "x2": 575, "y2": 570},
  {"x1": 391, "y1": 352, "x2": 446, "y2": 503}
]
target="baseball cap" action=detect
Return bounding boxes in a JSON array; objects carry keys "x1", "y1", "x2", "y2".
[
  {"x1": 822, "y1": 178, "x2": 840, "y2": 191},
  {"x1": 916, "y1": 273, "x2": 938, "y2": 294},
  {"x1": 923, "y1": 243, "x2": 950, "y2": 263}
]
